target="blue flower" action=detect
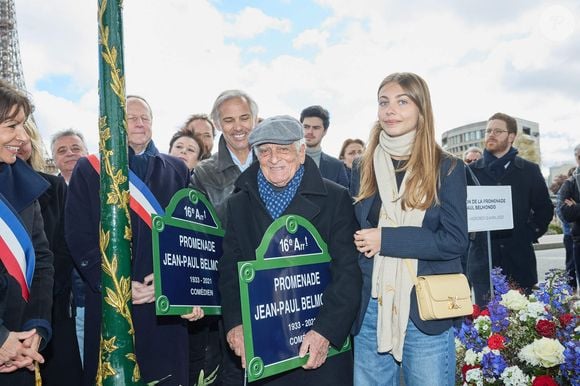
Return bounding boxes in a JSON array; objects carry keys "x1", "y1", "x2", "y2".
[
  {"x1": 561, "y1": 340, "x2": 580, "y2": 385},
  {"x1": 488, "y1": 300, "x2": 509, "y2": 333},
  {"x1": 491, "y1": 267, "x2": 510, "y2": 296},
  {"x1": 534, "y1": 269, "x2": 574, "y2": 314},
  {"x1": 481, "y1": 351, "x2": 507, "y2": 379},
  {"x1": 455, "y1": 320, "x2": 486, "y2": 351}
]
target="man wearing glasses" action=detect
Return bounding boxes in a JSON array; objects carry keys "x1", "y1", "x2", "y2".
[{"x1": 466, "y1": 112, "x2": 553, "y2": 305}]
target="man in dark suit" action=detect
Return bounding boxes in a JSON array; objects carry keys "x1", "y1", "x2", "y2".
[
  {"x1": 300, "y1": 105, "x2": 349, "y2": 188},
  {"x1": 467, "y1": 112, "x2": 553, "y2": 305},
  {"x1": 65, "y1": 96, "x2": 190, "y2": 386}
]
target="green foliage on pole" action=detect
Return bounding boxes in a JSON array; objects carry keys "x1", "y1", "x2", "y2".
[{"x1": 97, "y1": 0, "x2": 144, "y2": 384}]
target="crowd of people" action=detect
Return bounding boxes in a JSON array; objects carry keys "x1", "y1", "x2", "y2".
[{"x1": 0, "y1": 71, "x2": 576, "y2": 386}]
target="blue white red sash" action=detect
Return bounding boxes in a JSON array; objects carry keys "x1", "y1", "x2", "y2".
[
  {"x1": 0, "y1": 197, "x2": 35, "y2": 301},
  {"x1": 87, "y1": 154, "x2": 164, "y2": 228}
]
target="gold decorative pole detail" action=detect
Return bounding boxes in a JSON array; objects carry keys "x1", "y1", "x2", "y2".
[{"x1": 97, "y1": 0, "x2": 143, "y2": 384}]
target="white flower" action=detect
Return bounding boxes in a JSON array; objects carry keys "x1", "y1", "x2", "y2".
[
  {"x1": 573, "y1": 300, "x2": 580, "y2": 314},
  {"x1": 501, "y1": 290, "x2": 529, "y2": 311},
  {"x1": 518, "y1": 300, "x2": 548, "y2": 321},
  {"x1": 518, "y1": 337, "x2": 565, "y2": 368},
  {"x1": 464, "y1": 349, "x2": 480, "y2": 365},
  {"x1": 519, "y1": 343, "x2": 540, "y2": 366},
  {"x1": 473, "y1": 315, "x2": 491, "y2": 337},
  {"x1": 465, "y1": 368, "x2": 483, "y2": 386},
  {"x1": 500, "y1": 366, "x2": 530, "y2": 386}
]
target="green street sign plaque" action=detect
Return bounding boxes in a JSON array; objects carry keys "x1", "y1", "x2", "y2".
[
  {"x1": 152, "y1": 188, "x2": 223, "y2": 316},
  {"x1": 238, "y1": 215, "x2": 351, "y2": 382}
]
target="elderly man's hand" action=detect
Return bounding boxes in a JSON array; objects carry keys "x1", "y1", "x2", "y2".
[
  {"x1": 299, "y1": 330, "x2": 329, "y2": 370},
  {"x1": 226, "y1": 325, "x2": 246, "y2": 368},
  {"x1": 181, "y1": 306, "x2": 205, "y2": 322},
  {"x1": 132, "y1": 273, "x2": 155, "y2": 304}
]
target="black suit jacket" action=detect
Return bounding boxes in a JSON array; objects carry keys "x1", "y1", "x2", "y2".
[
  {"x1": 467, "y1": 155, "x2": 553, "y2": 288},
  {"x1": 318, "y1": 152, "x2": 349, "y2": 188}
]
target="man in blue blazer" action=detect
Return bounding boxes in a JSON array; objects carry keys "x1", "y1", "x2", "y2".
[{"x1": 300, "y1": 105, "x2": 349, "y2": 188}]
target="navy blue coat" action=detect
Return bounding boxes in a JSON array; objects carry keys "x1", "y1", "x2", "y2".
[
  {"x1": 1, "y1": 160, "x2": 53, "y2": 386},
  {"x1": 36, "y1": 172, "x2": 82, "y2": 385},
  {"x1": 350, "y1": 155, "x2": 468, "y2": 335},
  {"x1": 318, "y1": 152, "x2": 349, "y2": 189},
  {"x1": 65, "y1": 149, "x2": 190, "y2": 386},
  {"x1": 467, "y1": 155, "x2": 553, "y2": 290}
]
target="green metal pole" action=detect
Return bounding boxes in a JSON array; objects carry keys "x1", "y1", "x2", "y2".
[{"x1": 97, "y1": 0, "x2": 144, "y2": 384}]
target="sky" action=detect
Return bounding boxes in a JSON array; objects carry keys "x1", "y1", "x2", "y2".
[{"x1": 14, "y1": 0, "x2": 580, "y2": 173}]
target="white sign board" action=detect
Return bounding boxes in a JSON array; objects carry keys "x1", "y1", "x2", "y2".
[{"x1": 466, "y1": 186, "x2": 514, "y2": 232}]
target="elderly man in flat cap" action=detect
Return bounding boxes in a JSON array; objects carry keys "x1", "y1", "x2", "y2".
[{"x1": 218, "y1": 115, "x2": 361, "y2": 385}]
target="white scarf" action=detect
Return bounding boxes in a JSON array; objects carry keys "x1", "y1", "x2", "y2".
[{"x1": 371, "y1": 129, "x2": 426, "y2": 361}]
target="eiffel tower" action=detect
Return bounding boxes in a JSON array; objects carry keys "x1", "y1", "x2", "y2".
[
  {"x1": 0, "y1": 0, "x2": 58, "y2": 172},
  {"x1": 0, "y1": 0, "x2": 27, "y2": 91}
]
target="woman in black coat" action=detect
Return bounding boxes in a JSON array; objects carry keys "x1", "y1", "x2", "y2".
[
  {"x1": 0, "y1": 80, "x2": 54, "y2": 385},
  {"x1": 15, "y1": 120, "x2": 82, "y2": 385}
]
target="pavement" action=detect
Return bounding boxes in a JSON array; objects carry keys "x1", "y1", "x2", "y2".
[{"x1": 535, "y1": 234, "x2": 564, "y2": 250}]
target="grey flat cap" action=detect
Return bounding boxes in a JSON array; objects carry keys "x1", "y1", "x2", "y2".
[{"x1": 249, "y1": 115, "x2": 303, "y2": 147}]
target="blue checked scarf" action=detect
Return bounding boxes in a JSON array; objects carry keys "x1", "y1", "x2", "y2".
[{"x1": 257, "y1": 165, "x2": 304, "y2": 219}]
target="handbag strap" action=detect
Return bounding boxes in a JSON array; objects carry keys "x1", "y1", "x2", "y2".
[
  {"x1": 403, "y1": 259, "x2": 419, "y2": 286},
  {"x1": 466, "y1": 164, "x2": 481, "y2": 186}
]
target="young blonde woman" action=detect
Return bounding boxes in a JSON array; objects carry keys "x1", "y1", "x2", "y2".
[{"x1": 351, "y1": 72, "x2": 468, "y2": 385}]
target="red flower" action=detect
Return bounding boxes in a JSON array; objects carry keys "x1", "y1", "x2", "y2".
[
  {"x1": 487, "y1": 333, "x2": 505, "y2": 350},
  {"x1": 472, "y1": 304, "x2": 481, "y2": 319},
  {"x1": 532, "y1": 374, "x2": 558, "y2": 386},
  {"x1": 559, "y1": 313, "x2": 573, "y2": 327},
  {"x1": 461, "y1": 364, "x2": 479, "y2": 381},
  {"x1": 479, "y1": 309, "x2": 490, "y2": 317},
  {"x1": 535, "y1": 320, "x2": 557, "y2": 338}
]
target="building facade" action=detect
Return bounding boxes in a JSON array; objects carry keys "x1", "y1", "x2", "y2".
[{"x1": 442, "y1": 117, "x2": 541, "y2": 163}]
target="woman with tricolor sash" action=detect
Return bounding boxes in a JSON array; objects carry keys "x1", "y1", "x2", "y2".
[{"x1": 0, "y1": 80, "x2": 54, "y2": 386}]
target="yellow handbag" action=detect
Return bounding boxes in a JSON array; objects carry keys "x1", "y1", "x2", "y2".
[{"x1": 404, "y1": 260, "x2": 473, "y2": 321}]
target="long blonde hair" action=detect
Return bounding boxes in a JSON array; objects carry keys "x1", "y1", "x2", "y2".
[
  {"x1": 23, "y1": 119, "x2": 47, "y2": 172},
  {"x1": 356, "y1": 72, "x2": 446, "y2": 210}
]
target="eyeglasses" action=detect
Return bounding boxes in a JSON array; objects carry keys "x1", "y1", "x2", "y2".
[{"x1": 485, "y1": 128, "x2": 509, "y2": 135}]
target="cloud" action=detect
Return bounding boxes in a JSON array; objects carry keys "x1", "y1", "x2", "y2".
[
  {"x1": 12, "y1": 0, "x2": 580, "y2": 170},
  {"x1": 223, "y1": 7, "x2": 292, "y2": 40},
  {"x1": 293, "y1": 28, "x2": 329, "y2": 50}
]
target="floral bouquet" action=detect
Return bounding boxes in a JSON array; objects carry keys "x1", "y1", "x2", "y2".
[{"x1": 455, "y1": 268, "x2": 579, "y2": 386}]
